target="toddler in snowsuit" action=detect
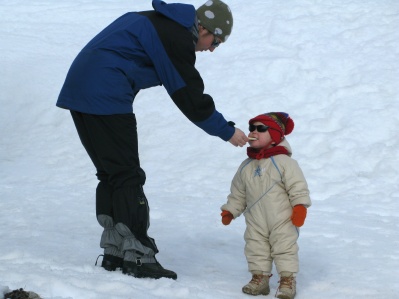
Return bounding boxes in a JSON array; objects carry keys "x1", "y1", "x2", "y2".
[{"x1": 220, "y1": 112, "x2": 311, "y2": 299}]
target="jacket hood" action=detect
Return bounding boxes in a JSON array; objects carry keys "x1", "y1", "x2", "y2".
[
  {"x1": 278, "y1": 138, "x2": 292, "y2": 157},
  {"x1": 152, "y1": 0, "x2": 196, "y2": 29}
]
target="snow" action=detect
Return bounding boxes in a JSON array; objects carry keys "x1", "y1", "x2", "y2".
[{"x1": 1, "y1": 0, "x2": 398, "y2": 298}]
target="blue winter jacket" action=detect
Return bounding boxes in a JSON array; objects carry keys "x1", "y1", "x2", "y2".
[{"x1": 56, "y1": 0, "x2": 234, "y2": 141}]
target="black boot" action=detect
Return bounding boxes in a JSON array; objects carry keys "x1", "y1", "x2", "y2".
[
  {"x1": 122, "y1": 258, "x2": 177, "y2": 280},
  {"x1": 98, "y1": 254, "x2": 123, "y2": 271}
]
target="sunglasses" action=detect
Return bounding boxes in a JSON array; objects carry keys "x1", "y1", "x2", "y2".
[
  {"x1": 249, "y1": 124, "x2": 270, "y2": 132},
  {"x1": 202, "y1": 25, "x2": 222, "y2": 48},
  {"x1": 211, "y1": 36, "x2": 221, "y2": 48}
]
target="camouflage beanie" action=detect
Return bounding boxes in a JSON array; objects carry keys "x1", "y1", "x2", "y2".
[{"x1": 196, "y1": 0, "x2": 233, "y2": 42}]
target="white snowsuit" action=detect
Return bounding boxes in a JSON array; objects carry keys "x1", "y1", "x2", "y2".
[{"x1": 221, "y1": 139, "x2": 311, "y2": 274}]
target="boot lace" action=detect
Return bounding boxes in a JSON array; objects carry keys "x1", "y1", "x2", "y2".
[
  {"x1": 249, "y1": 274, "x2": 272, "y2": 285},
  {"x1": 278, "y1": 275, "x2": 294, "y2": 290}
]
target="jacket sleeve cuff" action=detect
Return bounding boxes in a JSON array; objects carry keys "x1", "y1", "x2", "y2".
[{"x1": 193, "y1": 110, "x2": 235, "y2": 141}]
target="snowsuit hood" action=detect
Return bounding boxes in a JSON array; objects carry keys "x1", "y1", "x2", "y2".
[{"x1": 277, "y1": 138, "x2": 293, "y2": 156}]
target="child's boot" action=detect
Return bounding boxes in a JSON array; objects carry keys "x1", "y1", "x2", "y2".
[
  {"x1": 242, "y1": 273, "x2": 271, "y2": 296},
  {"x1": 275, "y1": 272, "x2": 296, "y2": 299}
]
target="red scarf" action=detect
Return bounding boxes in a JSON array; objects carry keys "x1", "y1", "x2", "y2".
[{"x1": 247, "y1": 145, "x2": 289, "y2": 160}]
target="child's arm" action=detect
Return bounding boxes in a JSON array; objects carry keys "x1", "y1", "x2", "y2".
[
  {"x1": 283, "y1": 158, "x2": 311, "y2": 208},
  {"x1": 282, "y1": 157, "x2": 311, "y2": 227},
  {"x1": 220, "y1": 162, "x2": 248, "y2": 223}
]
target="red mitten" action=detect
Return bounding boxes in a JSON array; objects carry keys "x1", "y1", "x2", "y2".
[
  {"x1": 291, "y1": 205, "x2": 307, "y2": 227},
  {"x1": 221, "y1": 210, "x2": 234, "y2": 225}
]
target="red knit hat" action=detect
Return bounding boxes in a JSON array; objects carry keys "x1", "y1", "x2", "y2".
[{"x1": 249, "y1": 112, "x2": 294, "y2": 144}]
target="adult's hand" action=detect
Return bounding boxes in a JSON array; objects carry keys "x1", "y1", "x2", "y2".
[{"x1": 229, "y1": 128, "x2": 249, "y2": 147}]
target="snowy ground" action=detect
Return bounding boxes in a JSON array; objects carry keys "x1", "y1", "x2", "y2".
[{"x1": 1, "y1": 0, "x2": 398, "y2": 298}]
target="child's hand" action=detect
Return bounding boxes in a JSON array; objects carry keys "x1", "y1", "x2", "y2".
[
  {"x1": 291, "y1": 205, "x2": 307, "y2": 227},
  {"x1": 221, "y1": 210, "x2": 234, "y2": 225}
]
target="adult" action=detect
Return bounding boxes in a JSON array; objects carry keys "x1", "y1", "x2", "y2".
[{"x1": 56, "y1": 0, "x2": 248, "y2": 280}]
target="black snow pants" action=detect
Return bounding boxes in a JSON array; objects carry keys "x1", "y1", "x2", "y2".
[{"x1": 70, "y1": 111, "x2": 158, "y2": 262}]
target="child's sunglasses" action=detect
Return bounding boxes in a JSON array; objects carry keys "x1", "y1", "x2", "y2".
[{"x1": 249, "y1": 124, "x2": 270, "y2": 132}]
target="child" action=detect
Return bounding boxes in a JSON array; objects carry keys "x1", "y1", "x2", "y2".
[{"x1": 220, "y1": 112, "x2": 311, "y2": 299}]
